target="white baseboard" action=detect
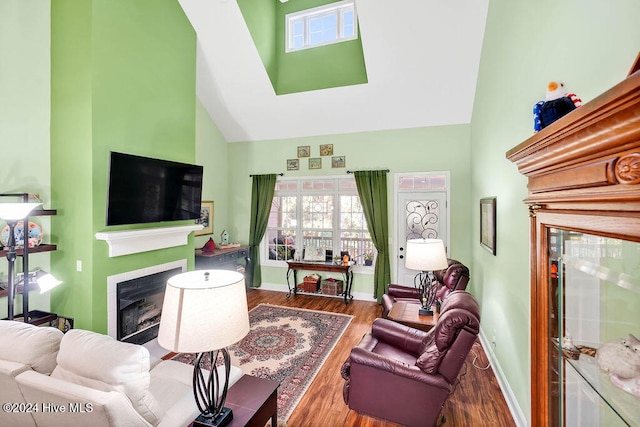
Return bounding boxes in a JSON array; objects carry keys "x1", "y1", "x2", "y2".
[
  {"x1": 253, "y1": 282, "x2": 378, "y2": 302},
  {"x1": 478, "y1": 329, "x2": 528, "y2": 427}
]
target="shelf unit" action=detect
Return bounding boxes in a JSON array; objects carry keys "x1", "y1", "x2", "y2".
[
  {"x1": 507, "y1": 65, "x2": 640, "y2": 426},
  {"x1": 0, "y1": 194, "x2": 57, "y2": 319}
]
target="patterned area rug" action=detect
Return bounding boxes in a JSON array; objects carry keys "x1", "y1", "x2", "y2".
[{"x1": 172, "y1": 304, "x2": 353, "y2": 422}]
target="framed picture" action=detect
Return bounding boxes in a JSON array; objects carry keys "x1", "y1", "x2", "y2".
[
  {"x1": 332, "y1": 155, "x2": 345, "y2": 168},
  {"x1": 297, "y1": 146, "x2": 310, "y2": 158},
  {"x1": 319, "y1": 144, "x2": 333, "y2": 156},
  {"x1": 303, "y1": 246, "x2": 326, "y2": 261},
  {"x1": 309, "y1": 158, "x2": 322, "y2": 169},
  {"x1": 480, "y1": 197, "x2": 496, "y2": 255},
  {"x1": 287, "y1": 159, "x2": 299, "y2": 171},
  {"x1": 195, "y1": 201, "x2": 214, "y2": 236}
]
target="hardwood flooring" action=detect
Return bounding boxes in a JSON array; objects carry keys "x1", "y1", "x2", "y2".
[{"x1": 245, "y1": 289, "x2": 515, "y2": 427}]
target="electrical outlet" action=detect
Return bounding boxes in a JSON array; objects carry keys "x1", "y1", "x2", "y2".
[
  {"x1": 492, "y1": 329, "x2": 497, "y2": 347},
  {"x1": 76, "y1": 260, "x2": 82, "y2": 272}
]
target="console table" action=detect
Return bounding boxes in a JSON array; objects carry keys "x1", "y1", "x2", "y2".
[
  {"x1": 195, "y1": 246, "x2": 251, "y2": 288},
  {"x1": 285, "y1": 261, "x2": 353, "y2": 304}
]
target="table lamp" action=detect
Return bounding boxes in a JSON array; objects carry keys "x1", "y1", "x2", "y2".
[
  {"x1": 158, "y1": 270, "x2": 250, "y2": 427},
  {"x1": 0, "y1": 202, "x2": 42, "y2": 320},
  {"x1": 404, "y1": 238, "x2": 448, "y2": 315}
]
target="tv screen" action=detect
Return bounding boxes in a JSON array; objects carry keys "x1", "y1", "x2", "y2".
[{"x1": 107, "y1": 152, "x2": 203, "y2": 226}]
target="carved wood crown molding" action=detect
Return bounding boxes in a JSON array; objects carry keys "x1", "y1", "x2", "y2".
[
  {"x1": 507, "y1": 71, "x2": 640, "y2": 206},
  {"x1": 615, "y1": 153, "x2": 640, "y2": 184}
]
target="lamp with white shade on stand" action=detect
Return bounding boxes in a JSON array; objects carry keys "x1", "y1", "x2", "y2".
[
  {"x1": 0, "y1": 202, "x2": 42, "y2": 320},
  {"x1": 158, "y1": 269, "x2": 250, "y2": 427},
  {"x1": 404, "y1": 238, "x2": 448, "y2": 316}
]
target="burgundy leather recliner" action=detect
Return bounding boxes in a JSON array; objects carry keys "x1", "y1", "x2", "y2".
[
  {"x1": 341, "y1": 291, "x2": 480, "y2": 427},
  {"x1": 381, "y1": 259, "x2": 470, "y2": 317}
]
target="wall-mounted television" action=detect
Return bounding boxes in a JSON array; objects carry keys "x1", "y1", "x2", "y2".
[{"x1": 106, "y1": 152, "x2": 203, "y2": 226}]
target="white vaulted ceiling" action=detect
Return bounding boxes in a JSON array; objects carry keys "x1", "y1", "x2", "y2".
[{"x1": 178, "y1": 0, "x2": 489, "y2": 142}]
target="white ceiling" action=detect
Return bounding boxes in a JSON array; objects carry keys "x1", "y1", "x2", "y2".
[{"x1": 178, "y1": 0, "x2": 489, "y2": 143}]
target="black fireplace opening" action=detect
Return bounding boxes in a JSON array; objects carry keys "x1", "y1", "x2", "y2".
[{"x1": 116, "y1": 267, "x2": 182, "y2": 345}]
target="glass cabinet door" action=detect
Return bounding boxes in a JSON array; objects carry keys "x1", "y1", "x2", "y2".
[{"x1": 548, "y1": 228, "x2": 640, "y2": 426}]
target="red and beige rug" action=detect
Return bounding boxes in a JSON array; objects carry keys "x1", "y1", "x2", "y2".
[{"x1": 172, "y1": 303, "x2": 353, "y2": 422}]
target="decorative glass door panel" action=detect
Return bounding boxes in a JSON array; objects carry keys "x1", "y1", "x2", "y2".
[
  {"x1": 396, "y1": 191, "x2": 447, "y2": 287},
  {"x1": 548, "y1": 228, "x2": 640, "y2": 426}
]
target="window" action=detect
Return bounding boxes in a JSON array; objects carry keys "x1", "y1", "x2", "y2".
[
  {"x1": 286, "y1": 0, "x2": 358, "y2": 53},
  {"x1": 264, "y1": 177, "x2": 374, "y2": 267}
]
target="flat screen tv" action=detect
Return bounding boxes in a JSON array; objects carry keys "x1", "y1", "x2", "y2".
[{"x1": 107, "y1": 152, "x2": 203, "y2": 226}]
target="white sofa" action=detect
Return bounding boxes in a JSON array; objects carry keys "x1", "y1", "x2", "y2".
[
  {"x1": 0, "y1": 320, "x2": 63, "y2": 427},
  {"x1": 0, "y1": 320, "x2": 243, "y2": 427}
]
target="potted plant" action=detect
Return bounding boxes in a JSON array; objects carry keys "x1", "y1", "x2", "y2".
[{"x1": 364, "y1": 252, "x2": 374, "y2": 266}]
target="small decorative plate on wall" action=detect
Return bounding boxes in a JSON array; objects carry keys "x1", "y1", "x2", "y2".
[{"x1": 0, "y1": 221, "x2": 42, "y2": 248}]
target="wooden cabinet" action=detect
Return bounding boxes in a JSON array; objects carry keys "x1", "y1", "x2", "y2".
[
  {"x1": 507, "y1": 66, "x2": 640, "y2": 426},
  {"x1": 195, "y1": 246, "x2": 251, "y2": 287}
]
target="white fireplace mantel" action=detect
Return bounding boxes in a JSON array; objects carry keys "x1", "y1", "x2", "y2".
[{"x1": 95, "y1": 224, "x2": 203, "y2": 257}]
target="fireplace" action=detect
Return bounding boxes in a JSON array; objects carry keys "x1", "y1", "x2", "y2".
[
  {"x1": 116, "y1": 267, "x2": 181, "y2": 344},
  {"x1": 107, "y1": 260, "x2": 186, "y2": 345}
]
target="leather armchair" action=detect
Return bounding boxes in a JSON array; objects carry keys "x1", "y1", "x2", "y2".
[
  {"x1": 381, "y1": 258, "x2": 470, "y2": 317},
  {"x1": 341, "y1": 291, "x2": 480, "y2": 427}
]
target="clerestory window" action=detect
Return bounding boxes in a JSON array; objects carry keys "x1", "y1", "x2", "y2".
[{"x1": 286, "y1": 0, "x2": 358, "y2": 53}]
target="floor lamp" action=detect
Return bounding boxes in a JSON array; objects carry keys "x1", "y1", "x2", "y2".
[
  {"x1": 404, "y1": 238, "x2": 448, "y2": 315},
  {"x1": 158, "y1": 270, "x2": 250, "y2": 427},
  {"x1": 0, "y1": 202, "x2": 42, "y2": 320}
]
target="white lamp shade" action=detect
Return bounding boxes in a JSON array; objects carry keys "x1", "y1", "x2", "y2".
[
  {"x1": 405, "y1": 238, "x2": 448, "y2": 271},
  {"x1": 158, "y1": 270, "x2": 250, "y2": 354},
  {"x1": 37, "y1": 273, "x2": 63, "y2": 293},
  {"x1": 0, "y1": 203, "x2": 42, "y2": 221}
]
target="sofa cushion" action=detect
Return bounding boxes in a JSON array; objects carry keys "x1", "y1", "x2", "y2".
[
  {"x1": 51, "y1": 329, "x2": 163, "y2": 426},
  {"x1": 0, "y1": 320, "x2": 63, "y2": 374}
]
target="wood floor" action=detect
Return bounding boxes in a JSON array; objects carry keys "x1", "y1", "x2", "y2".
[{"x1": 245, "y1": 289, "x2": 515, "y2": 427}]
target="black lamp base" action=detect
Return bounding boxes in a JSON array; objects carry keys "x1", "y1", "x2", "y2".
[
  {"x1": 193, "y1": 407, "x2": 233, "y2": 427},
  {"x1": 419, "y1": 306, "x2": 434, "y2": 316}
]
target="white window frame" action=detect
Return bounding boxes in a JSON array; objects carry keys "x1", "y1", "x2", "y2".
[
  {"x1": 285, "y1": 0, "x2": 358, "y2": 53},
  {"x1": 261, "y1": 175, "x2": 374, "y2": 273}
]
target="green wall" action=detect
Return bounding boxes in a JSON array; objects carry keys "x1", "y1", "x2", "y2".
[
  {"x1": 0, "y1": 0, "x2": 52, "y2": 318},
  {"x1": 50, "y1": 0, "x2": 197, "y2": 332},
  {"x1": 194, "y1": 99, "x2": 232, "y2": 249},
  {"x1": 227, "y1": 124, "x2": 472, "y2": 296},
  {"x1": 470, "y1": 0, "x2": 640, "y2": 423}
]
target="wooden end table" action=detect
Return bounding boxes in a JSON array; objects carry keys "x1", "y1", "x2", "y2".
[
  {"x1": 387, "y1": 301, "x2": 438, "y2": 332},
  {"x1": 225, "y1": 375, "x2": 278, "y2": 427}
]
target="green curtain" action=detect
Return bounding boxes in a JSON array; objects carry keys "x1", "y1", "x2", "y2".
[
  {"x1": 354, "y1": 170, "x2": 391, "y2": 303},
  {"x1": 248, "y1": 174, "x2": 277, "y2": 287}
]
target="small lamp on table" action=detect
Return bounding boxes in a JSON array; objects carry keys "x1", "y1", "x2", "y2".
[
  {"x1": 404, "y1": 238, "x2": 448, "y2": 315},
  {"x1": 158, "y1": 269, "x2": 250, "y2": 427}
]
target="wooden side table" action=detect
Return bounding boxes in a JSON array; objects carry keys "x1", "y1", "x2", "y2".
[
  {"x1": 387, "y1": 301, "x2": 437, "y2": 332},
  {"x1": 225, "y1": 375, "x2": 278, "y2": 427}
]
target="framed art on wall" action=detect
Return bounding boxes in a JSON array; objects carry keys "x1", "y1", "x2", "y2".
[
  {"x1": 195, "y1": 200, "x2": 214, "y2": 236},
  {"x1": 297, "y1": 146, "x2": 310, "y2": 157},
  {"x1": 287, "y1": 159, "x2": 299, "y2": 171},
  {"x1": 309, "y1": 158, "x2": 322, "y2": 169},
  {"x1": 480, "y1": 197, "x2": 496, "y2": 255},
  {"x1": 320, "y1": 144, "x2": 333, "y2": 156},
  {"x1": 332, "y1": 156, "x2": 345, "y2": 168}
]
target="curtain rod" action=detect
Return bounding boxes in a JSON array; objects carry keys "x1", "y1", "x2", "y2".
[
  {"x1": 346, "y1": 169, "x2": 390, "y2": 174},
  {"x1": 249, "y1": 173, "x2": 284, "y2": 177}
]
